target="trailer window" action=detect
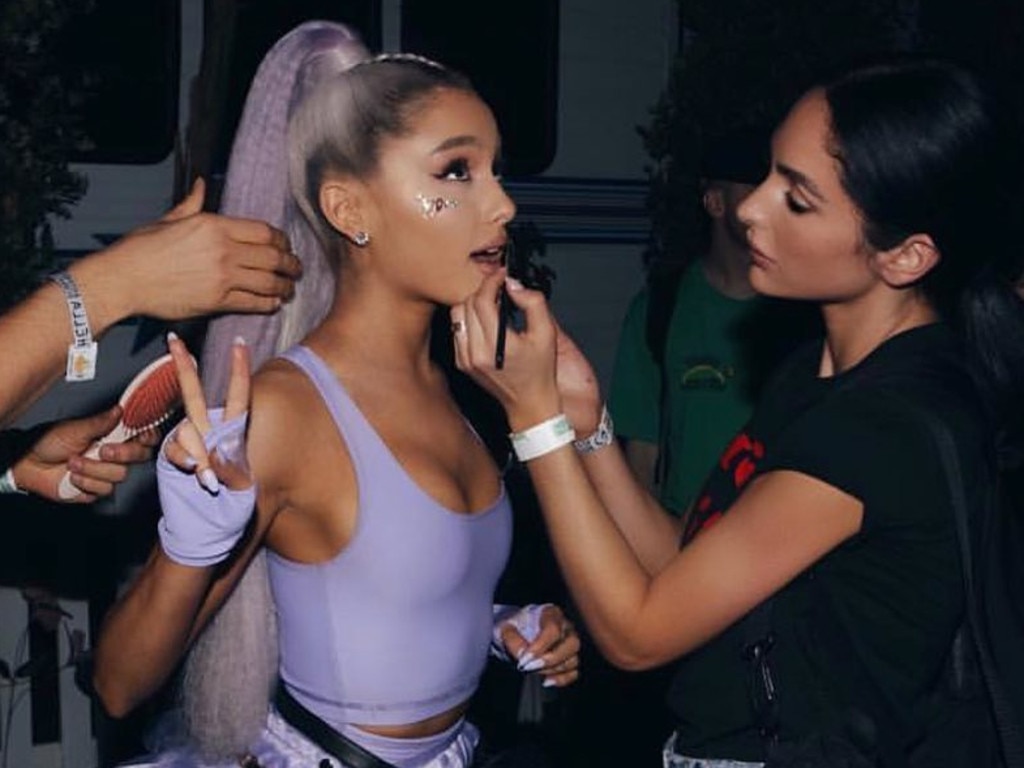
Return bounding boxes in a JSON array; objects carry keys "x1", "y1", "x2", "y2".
[
  {"x1": 209, "y1": 0, "x2": 557, "y2": 179},
  {"x1": 62, "y1": 0, "x2": 180, "y2": 164},
  {"x1": 212, "y1": 0, "x2": 382, "y2": 171},
  {"x1": 402, "y1": 0, "x2": 559, "y2": 177}
]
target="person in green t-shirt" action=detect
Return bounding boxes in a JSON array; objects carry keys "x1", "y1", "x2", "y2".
[{"x1": 610, "y1": 130, "x2": 817, "y2": 516}]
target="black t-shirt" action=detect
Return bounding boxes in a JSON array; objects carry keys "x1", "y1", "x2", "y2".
[{"x1": 667, "y1": 323, "x2": 990, "y2": 760}]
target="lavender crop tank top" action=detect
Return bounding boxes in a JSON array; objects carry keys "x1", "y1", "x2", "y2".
[{"x1": 267, "y1": 346, "x2": 513, "y2": 728}]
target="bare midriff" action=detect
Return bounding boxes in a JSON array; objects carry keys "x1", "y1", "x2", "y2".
[{"x1": 355, "y1": 700, "x2": 470, "y2": 739}]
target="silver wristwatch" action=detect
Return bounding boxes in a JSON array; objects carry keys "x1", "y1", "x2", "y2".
[{"x1": 573, "y1": 405, "x2": 614, "y2": 454}]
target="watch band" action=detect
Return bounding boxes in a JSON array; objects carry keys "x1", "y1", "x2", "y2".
[{"x1": 574, "y1": 405, "x2": 614, "y2": 454}]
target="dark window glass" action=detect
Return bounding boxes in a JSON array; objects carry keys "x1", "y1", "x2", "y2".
[
  {"x1": 402, "y1": 0, "x2": 559, "y2": 177},
  {"x1": 211, "y1": 0, "x2": 381, "y2": 174},
  {"x1": 62, "y1": 0, "x2": 180, "y2": 164}
]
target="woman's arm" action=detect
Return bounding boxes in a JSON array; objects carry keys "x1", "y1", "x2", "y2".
[
  {"x1": 92, "y1": 534, "x2": 266, "y2": 716},
  {"x1": 577, "y1": 441, "x2": 683, "y2": 574},
  {"x1": 0, "y1": 179, "x2": 299, "y2": 427},
  {"x1": 525, "y1": 448, "x2": 861, "y2": 669},
  {"x1": 92, "y1": 337, "x2": 291, "y2": 716},
  {"x1": 452, "y1": 273, "x2": 862, "y2": 670},
  {"x1": 506, "y1": 296, "x2": 683, "y2": 573}
]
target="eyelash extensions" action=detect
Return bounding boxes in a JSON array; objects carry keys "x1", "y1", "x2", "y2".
[{"x1": 436, "y1": 158, "x2": 470, "y2": 181}]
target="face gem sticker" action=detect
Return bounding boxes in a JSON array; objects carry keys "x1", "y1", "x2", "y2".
[{"x1": 416, "y1": 193, "x2": 459, "y2": 219}]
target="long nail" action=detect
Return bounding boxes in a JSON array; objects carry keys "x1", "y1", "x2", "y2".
[
  {"x1": 516, "y1": 652, "x2": 536, "y2": 671},
  {"x1": 199, "y1": 468, "x2": 220, "y2": 493},
  {"x1": 542, "y1": 678, "x2": 558, "y2": 688},
  {"x1": 521, "y1": 657, "x2": 545, "y2": 673}
]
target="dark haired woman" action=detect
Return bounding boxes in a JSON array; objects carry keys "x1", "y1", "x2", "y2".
[{"x1": 452, "y1": 57, "x2": 1024, "y2": 767}]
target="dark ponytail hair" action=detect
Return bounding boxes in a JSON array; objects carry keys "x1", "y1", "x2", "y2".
[{"x1": 824, "y1": 57, "x2": 1024, "y2": 465}]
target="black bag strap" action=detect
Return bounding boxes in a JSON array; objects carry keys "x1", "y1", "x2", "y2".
[
  {"x1": 742, "y1": 381, "x2": 1024, "y2": 767},
  {"x1": 890, "y1": 395, "x2": 1024, "y2": 768},
  {"x1": 742, "y1": 598, "x2": 781, "y2": 746},
  {"x1": 742, "y1": 574, "x2": 900, "y2": 766}
]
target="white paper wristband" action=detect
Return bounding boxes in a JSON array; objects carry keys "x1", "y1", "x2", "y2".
[
  {"x1": 49, "y1": 270, "x2": 98, "y2": 382},
  {"x1": 510, "y1": 414, "x2": 576, "y2": 462}
]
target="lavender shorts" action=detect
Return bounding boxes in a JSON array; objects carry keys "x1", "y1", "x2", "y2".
[{"x1": 119, "y1": 708, "x2": 479, "y2": 768}]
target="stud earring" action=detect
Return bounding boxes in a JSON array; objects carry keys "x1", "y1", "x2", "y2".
[{"x1": 353, "y1": 231, "x2": 370, "y2": 246}]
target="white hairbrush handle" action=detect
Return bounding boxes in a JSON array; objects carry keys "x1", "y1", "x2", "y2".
[{"x1": 56, "y1": 424, "x2": 132, "y2": 500}]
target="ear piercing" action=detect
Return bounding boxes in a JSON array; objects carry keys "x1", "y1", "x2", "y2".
[
  {"x1": 353, "y1": 231, "x2": 370, "y2": 246},
  {"x1": 416, "y1": 194, "x2": 459, "y2": 219}
]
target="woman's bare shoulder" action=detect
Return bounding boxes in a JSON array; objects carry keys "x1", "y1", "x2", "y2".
[
  {"x1": 253, "y1": 356, "x2": 311, "y2": 401},
  {"x1": 246, "y1": 358, "x2": 322, "y2": 485}
]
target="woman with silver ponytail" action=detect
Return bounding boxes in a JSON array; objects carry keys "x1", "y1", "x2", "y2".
[{"x1": 92, "y1": 21, "x2": 580, "y2": 768}]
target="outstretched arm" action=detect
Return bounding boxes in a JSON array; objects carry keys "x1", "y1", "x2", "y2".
[
  {"x1": 451, "y1": 272, "x2": 861, "y2": 670},
  {"x1": 0, "y1": 179, "x2": 300, "y2": 427},
  {"x1": 507, "y1": 298, "x2": 682, "y2": 574}
]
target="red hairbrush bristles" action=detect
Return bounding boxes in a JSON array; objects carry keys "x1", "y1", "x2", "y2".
[
  {"x1": 119, "y1": 355, "x2": 182, "y2": 434},
  {"x1": 57, "y1": 353, "x2": 184, "y2": 500}
]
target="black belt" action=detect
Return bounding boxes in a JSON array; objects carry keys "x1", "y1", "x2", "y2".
[{"x1": 273, "y1": 685, "x2": 399, "y2": 768}]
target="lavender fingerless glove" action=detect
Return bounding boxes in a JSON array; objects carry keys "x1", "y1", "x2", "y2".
[
  {"x1": 490, "y1": 603, "x2": 552, "y2": 662},
  {"x1": 157, "y1": 408, "x2": 255, "y2": 567}
]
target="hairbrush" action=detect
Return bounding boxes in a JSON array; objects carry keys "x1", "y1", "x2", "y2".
[
  {"x1": 495, "y1": 224, "x2": 555, "y2": 369},
  {"x1": 57, "y1": 353, "x2": 184, "y2": 500}
]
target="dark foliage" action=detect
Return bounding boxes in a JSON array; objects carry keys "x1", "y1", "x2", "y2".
[
  {"x1": 639, "y1": 0, "x2": 920, "y2": 272},
  {"x1": 0, "y1": 0, "x2": 92, "y2": 313}
]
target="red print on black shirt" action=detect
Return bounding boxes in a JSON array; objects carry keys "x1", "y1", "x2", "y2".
[{"x1": 682, "y1": 431, "x2": 765, "y2": 544}]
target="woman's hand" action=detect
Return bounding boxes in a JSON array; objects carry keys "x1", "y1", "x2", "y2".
[
  {"x1": 161, "y1": 332, "x2": 253, "y2": 491},
  {"x1": 156, "y1": 332, "x2": 257, "y2": 567},
  {"x1": 13, "y1": 407, "x2": 159, "y2": 503},
  {"x1": 85, "y1": 178, "x2": 301, "y2": 322},
  {"x1": 553, "y1": 324, "x2": 604, "y2": 438},
  {"x1": 451, "y1": 271, "x2": 601, "y2": 434},
  {"x1": 496, "y1": 604, "x2": 581, "y2": 688}
]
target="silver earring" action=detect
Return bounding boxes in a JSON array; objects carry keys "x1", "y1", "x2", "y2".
[{"x1": 353, "y1": 231, "x2": 370, "y2": 246}]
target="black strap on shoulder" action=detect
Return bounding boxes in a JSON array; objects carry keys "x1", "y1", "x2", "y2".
[
  {"x1": 891, "y1": 395, "x2": 1024, "y2": 768},
  {"x1": 742, "y1": 378, "x2": 1024, "y2": 767}
]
